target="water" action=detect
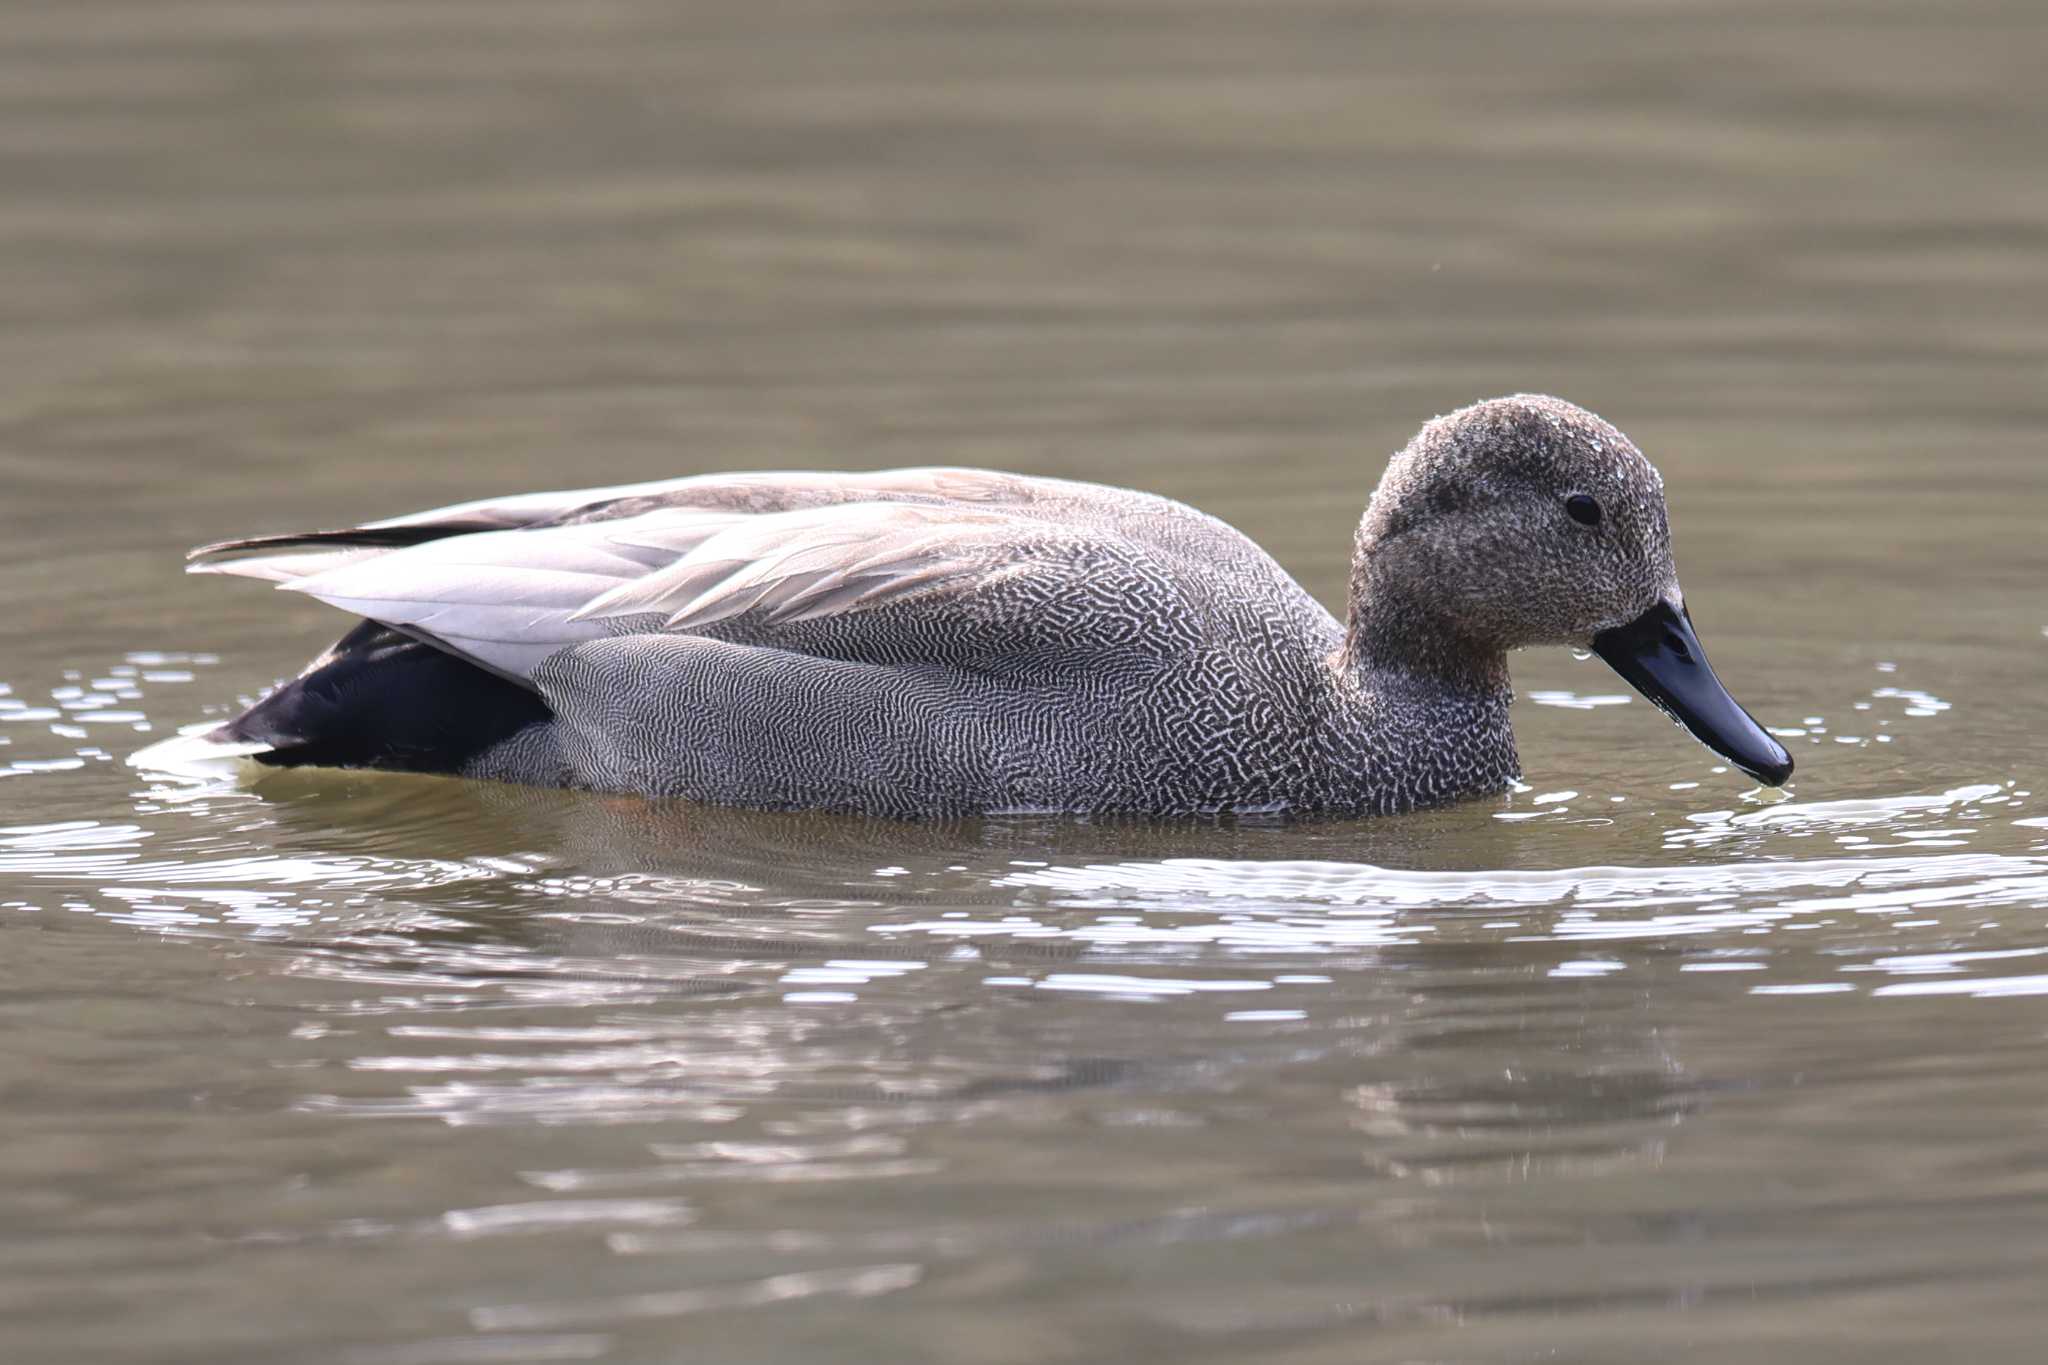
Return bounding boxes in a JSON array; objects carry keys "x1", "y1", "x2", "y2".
[{"x1": 5, "y1": 1, "x2": 2048, "y2": 1360}]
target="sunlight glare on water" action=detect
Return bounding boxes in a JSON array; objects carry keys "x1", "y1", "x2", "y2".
[{"x1": 6, "y1": 639, "x2": 2048, "y2": 1361}]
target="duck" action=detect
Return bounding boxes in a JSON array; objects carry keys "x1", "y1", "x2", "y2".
[{"x1": 135, "y1": 394, "x2": 1792, "y2": 817}]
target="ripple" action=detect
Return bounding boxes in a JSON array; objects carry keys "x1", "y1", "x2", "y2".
[
  {"x1": 440, "y1": 1199, "x2": 696, "y2": 1238},
  {"x1": 469, "y1": 1261, "x2": 923, "y2": 1331},
  {"x1": 8, "y1": 648, "x2": 2048, "y2": 1365},
  {"x1": 345, "y1": 1336, "x2": 613, "y2": 1365}
]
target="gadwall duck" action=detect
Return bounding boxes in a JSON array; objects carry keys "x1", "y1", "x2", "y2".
[{"x1": 138, "y1": 395, "x2": 1792, "y2": 816}]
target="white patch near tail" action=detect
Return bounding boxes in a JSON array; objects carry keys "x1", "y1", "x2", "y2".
[{"x1": 128, "y1": 724, "x2": 275, "y2": 776}]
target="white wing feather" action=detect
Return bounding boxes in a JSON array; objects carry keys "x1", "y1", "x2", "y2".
[
  {"x1": 189, "y1": 467, "x2": 1038, "y2": 585},
  {"x1": 269, "y1": 501, "x2": 1045, "y2": 684}
]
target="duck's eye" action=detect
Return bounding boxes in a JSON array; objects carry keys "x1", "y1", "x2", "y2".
[{"x1": 1565, "y1": 494, "x2": 1602, "y2": 527}]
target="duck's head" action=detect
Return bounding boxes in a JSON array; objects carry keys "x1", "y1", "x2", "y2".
[{"x1": 1353, "y1": 394, "x2": 1792, "y2": 787}]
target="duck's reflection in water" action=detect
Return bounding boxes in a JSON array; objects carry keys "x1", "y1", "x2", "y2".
[{"x1": 219, "y1": 765, "x2": 1726, "y2": 1198}]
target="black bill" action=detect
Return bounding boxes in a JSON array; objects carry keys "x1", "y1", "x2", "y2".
[{"x1": 1591, "y1": 600, "x2": 1794, "y2": 787}]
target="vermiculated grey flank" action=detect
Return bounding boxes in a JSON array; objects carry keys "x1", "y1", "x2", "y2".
[{"x1": 146, "y1": 394, "x2": 1791, "y2": 817}]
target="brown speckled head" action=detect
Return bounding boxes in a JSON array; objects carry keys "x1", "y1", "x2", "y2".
[
  {"x1": 1347, "y1": 394, "x2": 1792, "y2": 787},
  {"x1": 1352, "y1": 394, "x2": 1680, "y2": 660}
]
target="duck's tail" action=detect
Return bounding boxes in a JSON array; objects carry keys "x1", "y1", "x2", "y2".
[{"x1": 131, "y1": 620, "x2": 553, "y2": 778}]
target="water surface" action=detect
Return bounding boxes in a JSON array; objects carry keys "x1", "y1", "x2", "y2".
[{"x1": 5, "y1": 2, "x2": 2048, "y2": 1362}]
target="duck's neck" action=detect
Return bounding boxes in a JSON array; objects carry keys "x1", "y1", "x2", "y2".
[
  {"x1": 1338, "y1": 613, "x2": 1514, "y2": 703},
  {"x1": 1337, "y1": 550, "x2": 1515, "y2": 705},
  {"x1": 1326, "y1": 547, "x2": 1521, "y2": 811}
]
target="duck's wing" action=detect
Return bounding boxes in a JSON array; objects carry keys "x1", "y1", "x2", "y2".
[
  {"x1": 186, "y1": 467, "x2": 1050, "y2": 581},
  {"x1": 194, "y1": 495, "x2": 1132, "y2": 688}
]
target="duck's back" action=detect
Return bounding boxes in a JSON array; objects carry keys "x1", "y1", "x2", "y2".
[{"x1": 187, "y1": 468, "x2": 1355, "y2": 816}]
